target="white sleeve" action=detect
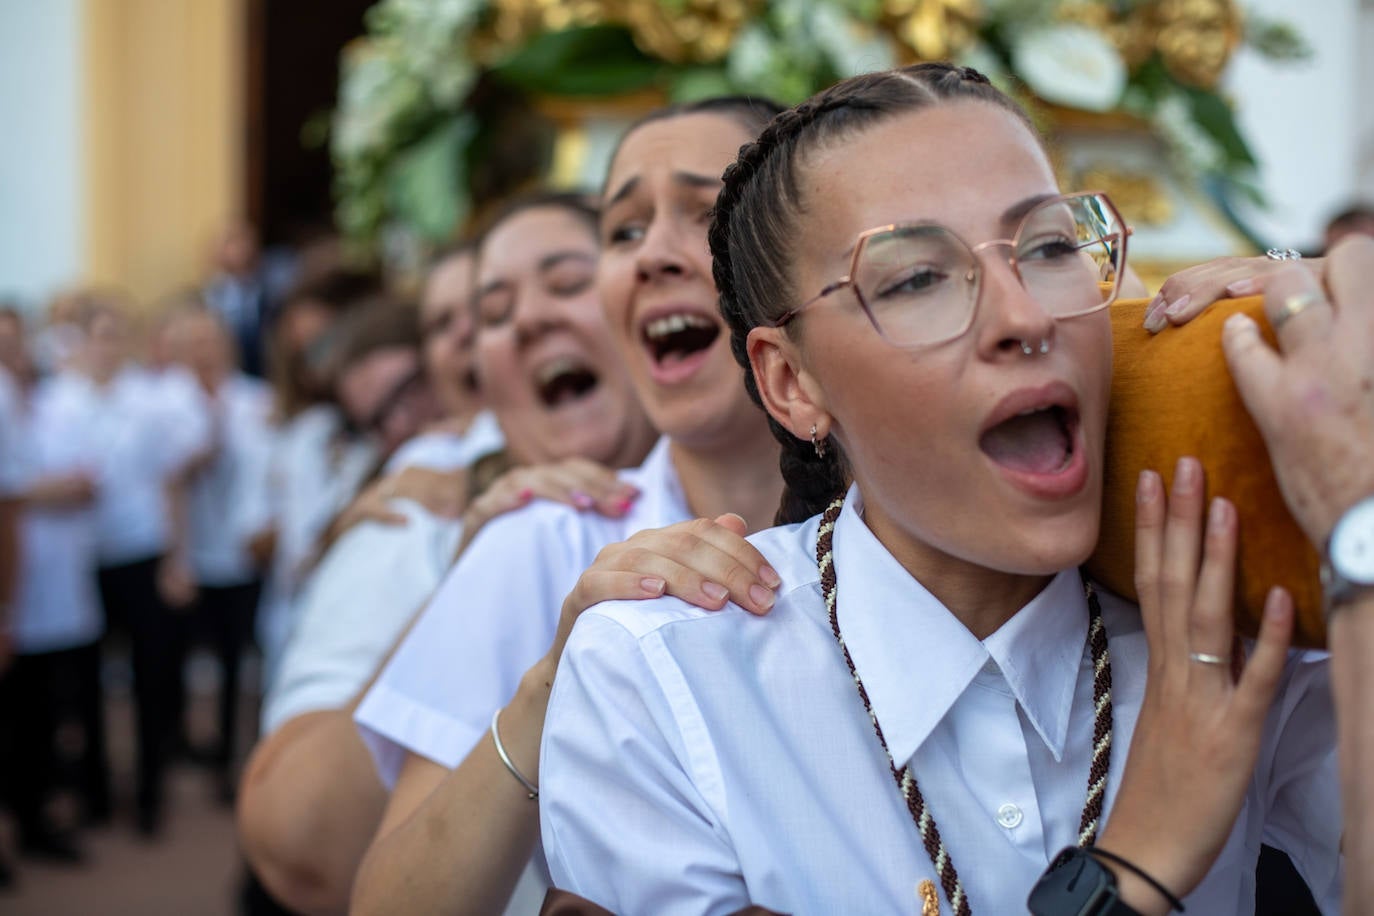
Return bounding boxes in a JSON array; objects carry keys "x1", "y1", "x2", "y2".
[
  {"x1": 541, "y1": 612, "x2": 749, "y2": 916},
  {"x1": 353, "y1": 502, "x2": 583, "y2": 787},
  {"x1": 260, "y1": 507, "x2": 459, "y2": 734},
  {"x1": 1256, "y1": 651, "x2": 1343, "y2": 913},
  {"x1": 0, "y1": 376, "x2": 28, "y2": 496},
  {"x1": 155, "y1": 371, "x2": 212, "y2": 475}
]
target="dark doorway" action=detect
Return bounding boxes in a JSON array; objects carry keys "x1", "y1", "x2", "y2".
[{"x1": 244, "y1": 0, "x2": 375, "y2": 247}]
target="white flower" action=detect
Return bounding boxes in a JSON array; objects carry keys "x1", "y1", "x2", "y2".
[
  {"x1": 728, "y1": 23, "x2": 782, "y2": 88},
  {"x1": 1011, "y1": 24, "x2": 1126, "y2": 113},
  {"x1": 810, "y1": 2, "x2": 895, "y2": 78}
]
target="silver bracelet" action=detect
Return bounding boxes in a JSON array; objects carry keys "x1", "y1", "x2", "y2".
[{"x1": 490, "y1": 707, "x2": 539, "y2": 800}]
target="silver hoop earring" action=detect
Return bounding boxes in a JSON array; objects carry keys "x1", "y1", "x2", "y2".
[{"x1": 810, "y1": 424, "x2": 827, "y2": 459}]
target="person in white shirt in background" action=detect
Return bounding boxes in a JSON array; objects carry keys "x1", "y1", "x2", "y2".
[
  {"x1": 45, "y1": 297, "x2": 211, "y2": 838},
  {"x1": 0, "y1": 327, "x2": 102, "y2": 865},
  {"x1": 240, "y1": 191, "x2": 656, "y2": 914},
  {"x1": 539, "y1": 65, "x2": 1339, "y2": 916},
  {"x1": 164, "y1": 302, "x2": 277, "y2": 803},
  {"x1": 250, "y1": 267, "x2": 387, "y2": 690}
]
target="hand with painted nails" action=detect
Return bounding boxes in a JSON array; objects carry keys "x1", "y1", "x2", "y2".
[
  {"x1": 1142, "y1": 255, "x2": 1326, "y2": 334},
  {"x1": 456, "y1": 458, "x2": 640, "y2": 554},
  {"x1": 543, "y1": 514, "x2": 780, "y2": 668},
  {"x1": 1094, "y1": 458, "x2": 1295, "y2": 915},
  {"x1": 1220, "y1": 237, "x2": 1374, "y2": 546}
]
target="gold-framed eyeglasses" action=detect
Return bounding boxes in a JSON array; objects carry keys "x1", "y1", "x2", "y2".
[{"x1": 769, "y1": 191, "x2": 1130, "y2": 349}]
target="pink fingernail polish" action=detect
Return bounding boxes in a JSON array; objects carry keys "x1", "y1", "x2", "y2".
[
  {"x1": 571, "y1": 490, "x2": 594, "y2": 510},
  {"x1": 613, "y1": 498, "x2": 635, "y2": 514},
  {"x1": 1226, "y1": 278, "x2": 1258, "y2": 296},
  {"x1": 517, "y1": 487, "x2": 534, "y2": 502},
  {"x1": 1163, "y1": 293, "x2": 1191, "y2": 317}
]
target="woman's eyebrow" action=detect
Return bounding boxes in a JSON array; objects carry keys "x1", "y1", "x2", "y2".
[
  {"x1": 1000, "y1": 193, "x2": 1057, "y2": 231},
  {"x1": 538, "y1": 250, "x2": 596, "y2": 273},
  {"x1": 605, "y1": 171, "x2": 722, "y2": 208}
]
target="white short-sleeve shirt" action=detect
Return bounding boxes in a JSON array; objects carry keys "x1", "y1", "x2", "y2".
[
  {"x1": 188, "y1": 373, "x2": 277, "y2": 586},
  {"x1": 261, "y1": 499, "x2": 464, "y2": 734},
  {"x1": 382, "y1": 410, "x2": 504, "y2": 475},
  {"x1": 355, "y1": 437, "x2": 687, "y2": 786},
  {"x1": 541, "y1": 486, "x2": 1342, "y2": 916},
  {"x1": 51, "y1": 366, "x2": 212, "y2": 566},
  {"x1": 12, "y1": 378, "x2": 104, "y2": 654},
  {"x1": 0, "y1": 366, "x2": 29, "y2": 496}
]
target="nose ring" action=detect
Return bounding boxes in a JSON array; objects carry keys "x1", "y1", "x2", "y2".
[{"x1": 1020, "y1": 338, "x2": 1050, "y2": 356}]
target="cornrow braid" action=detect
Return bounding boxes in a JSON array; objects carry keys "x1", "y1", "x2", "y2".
[{"x1": 709, "y1": 63, "x2": 1038, "y2": 524}]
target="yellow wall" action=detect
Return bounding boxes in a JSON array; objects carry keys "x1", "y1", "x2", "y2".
[{"x1": 83, "y1": 0, "x2": 244, "y2": 304}]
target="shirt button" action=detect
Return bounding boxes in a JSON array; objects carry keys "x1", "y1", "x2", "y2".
[{"x1": 996, "y1": 803, "x2": 1023, "y2": 829}]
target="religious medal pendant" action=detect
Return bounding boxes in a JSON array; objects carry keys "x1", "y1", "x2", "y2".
[{"x1": 919, "y1": 879, "x2": 941, "y2": 916}]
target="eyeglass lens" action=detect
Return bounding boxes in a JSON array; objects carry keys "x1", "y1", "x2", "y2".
[{"x1": 852, "y1": 194, "x2": 1124, "y2": 347}]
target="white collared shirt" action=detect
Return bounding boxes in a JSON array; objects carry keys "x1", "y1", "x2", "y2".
[
  {"x1": 0, "y1": 366, "x2": 29, "y2": 496},
  {"x1": 541, "y1": 486, "x2": 1341, "y2": 916},
  {"x1": 12, "y1": 377, "x2": 103, "y2": 653},
  {"x1": 382, "y1": 410, "x2": 505, "y2": 475},
  {"x1": 49, "y1": 366, "x2": 211, "y2": 565},
  {"x1": 188, "y1": 373, "x2": 276, "y2": 586},
  {"x1": 262, "y1": 499, "x2": 464, "y2": 733},
  {"x1": 356, "y1": 437, "x2": 688, "y2": 786},
  {"x1": 253, "y1": 404, "x2": 376, "y2": 681}
]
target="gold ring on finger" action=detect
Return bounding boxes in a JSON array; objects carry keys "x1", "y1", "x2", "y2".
[
  {"x1": 1270, "y1": 291, "x2": 1320, "y2": 332},
  {"x1": 1187, "y1": 651, "x2": 1230, "y2": 666}
]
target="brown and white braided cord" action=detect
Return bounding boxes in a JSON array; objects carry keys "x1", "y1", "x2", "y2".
[{"x1": 815, "y1": 496, "x2": 1114, "y2": 916}]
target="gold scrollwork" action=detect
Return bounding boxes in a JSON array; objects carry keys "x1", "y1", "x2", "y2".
[{"x1": 882, "y1": 0, "x2": 983, "y2": 62}]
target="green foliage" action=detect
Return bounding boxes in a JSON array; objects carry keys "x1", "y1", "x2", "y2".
[{"x1": 492, "y1": 25, "x2": 664, "y2": 96}]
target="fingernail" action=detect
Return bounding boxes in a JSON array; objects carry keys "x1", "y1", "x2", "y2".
[
  {"x1": 1266, "y1": 586, "x2": 1291, "y2": 620},
  {"x1": 748, "y1": 584, "x2": 776, "y2": 611},
  {"x1": 1163, "y1": 293, "x2": 1191, "y2": 318},
  {"x1": 1208, "y1": 497, "x2": 1230, "y2": 529},
  {"x1": 759, "y1": 564, "x2": 781, "y2": 588},
  {"x1": 640, "y1": 577, "x2": 666, "y2": 597},
  {"x1": 1174, "y1": 456, "x2": 1198, "y2": 492},
  {"x1": 1143, "y1": 296, "x2": 1167, "y2": 333},
  {"x1": 1226, "y1": 278, "x2": 1259, "y2": 296},
  {"x1": 516, "y1": 487, "x2": 534, "y2": 502},
  {"x1": 613, "y1": 498, "x2": 635, "y2": 514},
  {"x1": 571, "y1": 490, "x2": 594, "y2": 510},
  {"x1": 1136, "y1": 469, "x2": 1158, "y2": 503},
  {"x1": 702, "y1": 581, "x2": 729, "y2": 602}
]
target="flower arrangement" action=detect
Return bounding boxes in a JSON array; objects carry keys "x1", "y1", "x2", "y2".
[{"x1": 331, "y1": 0, "x2": 1308, "y2": 250}]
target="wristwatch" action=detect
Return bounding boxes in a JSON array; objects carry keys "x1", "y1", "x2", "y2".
[
  {"x1": 1323, "y1": 495, "x2": 1374, "y2": 613},
  {"x1": 1027, "y1": 847, "x2": 1142, "y2": 916}
]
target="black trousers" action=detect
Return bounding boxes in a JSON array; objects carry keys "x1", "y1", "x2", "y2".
[
  {"x1": 0, "y1": 641, "x2": 105, "y2": 835},
  {"x1": 194, "y1": 580, "x2": 261, "y2": 772},
  {"x1": 98, "y1": 555, "x2": 187, "y2": 817}
]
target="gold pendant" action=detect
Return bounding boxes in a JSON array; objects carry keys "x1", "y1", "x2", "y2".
[{"x1": 918, "y1": 879, "x2": 940, "y2": 916}]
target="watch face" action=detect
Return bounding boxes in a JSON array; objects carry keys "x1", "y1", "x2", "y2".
[{"x1": 1332, "y1": 498, "x2": 1374, "y2": 585}]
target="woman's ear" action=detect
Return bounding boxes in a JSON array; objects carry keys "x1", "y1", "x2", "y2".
[{"x1": 747, "y1": 326, "x2": 831, "y2": 442}]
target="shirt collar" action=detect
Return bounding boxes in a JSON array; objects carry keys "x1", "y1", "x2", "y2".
[{"x1": 831, "y1": 485, "x2": 1088, "y2": 767}]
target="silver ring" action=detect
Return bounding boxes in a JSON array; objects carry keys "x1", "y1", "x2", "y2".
[
  {"x1": 1265, "y1": 247, "x2": 1302, "y2": 261},
  {"x1": 1271, "y1": 291, "x2": 1320, "y2": 332},
  {"x1": 1188, "y1": 651, "x2": 1230, "y2": 666}
]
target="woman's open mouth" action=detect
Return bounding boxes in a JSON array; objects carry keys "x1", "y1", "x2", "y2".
[
  {"x1": 534, "y1": 356, "x2": 600, "y2": 408},
  {"x1": 640, "y1": 310, "x2": 722, "y2": 385},
  {"x1": 978, "y1": 384, "x2": 1088, "y2": 499}
]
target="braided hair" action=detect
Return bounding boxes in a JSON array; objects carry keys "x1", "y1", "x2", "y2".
[{"x1": 708, "y1": 64, "x2": 1038, "y2": 524}]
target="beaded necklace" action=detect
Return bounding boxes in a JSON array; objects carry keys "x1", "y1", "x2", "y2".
[{"x1": 815, "y1": 496, "x2": 1115, "y2": 916}]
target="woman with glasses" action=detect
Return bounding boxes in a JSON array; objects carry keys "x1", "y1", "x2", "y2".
[{"x1": 539, "y1": 64, "x2": 1340, "y2": 915}]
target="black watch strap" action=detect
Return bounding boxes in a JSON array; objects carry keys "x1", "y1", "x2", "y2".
[{"x1": 1028, "y1": 847, "x2": 1144, "y2": 916}]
